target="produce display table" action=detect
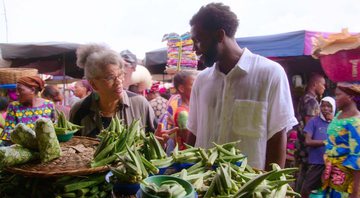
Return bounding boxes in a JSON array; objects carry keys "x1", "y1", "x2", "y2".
[
  {"x1": 6, "y1": 136, "x2": 109, "y2": 177},
  {"x1": 0, "y1": 136, "x2": 112, "y2": 198}
]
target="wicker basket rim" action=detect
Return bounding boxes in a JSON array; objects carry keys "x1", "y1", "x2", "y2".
[{"x1": 5, "y1": 136, "x2": 110, "y2": 177}]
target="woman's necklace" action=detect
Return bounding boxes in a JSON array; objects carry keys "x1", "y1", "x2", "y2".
[{"x1": 99, "y1": 105, "x2": 120, "y2": 117}]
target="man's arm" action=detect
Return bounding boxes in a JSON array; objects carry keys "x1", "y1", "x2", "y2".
[{"x1": 265, "y1": 129, "x2": 287, "y2": 171}]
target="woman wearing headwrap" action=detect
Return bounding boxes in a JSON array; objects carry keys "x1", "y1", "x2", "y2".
[
  {"x1": 300, "y1": 96, "x2": 335, "y2": 197},
  {"x1": 322, "y1": 82, "x2": 360, "y2": 198},
  {"x1": 146, "y1": 82, "x2": 168, "y2": 120},
  {"x1": 0, "y1": 76, "x2": 55, "y2": 144}
]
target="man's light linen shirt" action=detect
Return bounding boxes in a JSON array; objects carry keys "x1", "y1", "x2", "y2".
[{"x1": 187, "y1": 48, "x2": 298, "y2": 169}]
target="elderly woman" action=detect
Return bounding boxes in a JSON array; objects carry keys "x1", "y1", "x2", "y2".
[
  {"x1": 70, "y1": 44, "x2": 156, "y2": 137},
  {"x1": 0, "y1": 76, "x2": 55, "y2": 145}
]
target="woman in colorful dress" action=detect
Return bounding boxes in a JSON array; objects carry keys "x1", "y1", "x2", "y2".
[
  {"x1": 0, "y1": 76, "x2": 55, "y2": 146},
  {"x1": 323, "y1": 82, "x2": 360, "y2": 198},
  {"x1": 146, "y1": 82, "x2": 168, "y2": 120}
]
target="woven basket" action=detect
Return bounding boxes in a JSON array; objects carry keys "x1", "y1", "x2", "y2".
[
  {"x1": 0, "y1": 68, "x2": 38, "y2": 85},
  {"x1": 6, "y1": 136, "x2": 109, "y2": 177}
]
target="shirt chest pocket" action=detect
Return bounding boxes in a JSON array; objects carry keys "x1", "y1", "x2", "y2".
[{"x1": 232, "y1": 100, "x2": 267, "y2": 138}]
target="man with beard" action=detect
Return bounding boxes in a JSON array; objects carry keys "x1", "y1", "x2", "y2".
[{"x1": 186, "y1": 3, "x2": 298, "y2": 170}]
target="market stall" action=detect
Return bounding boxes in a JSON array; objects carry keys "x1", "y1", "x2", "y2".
[
  {"x1": 0, "y1": 113, "x2": 299, "y2": 198},
  {"x1": 0, "y1": 42, "x2": 83, "y2": 106},
  {"x1": 144, "y1": 30, "x2": 343, "y2": 90},
  {"x1": 0, "y1": 42, "x2": 82, "y2": 79}
]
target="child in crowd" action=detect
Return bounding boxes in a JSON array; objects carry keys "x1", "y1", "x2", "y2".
[
  {"x1": 301, "y1": 96, "x2": 335, "y2": 198},
  {"x1": 156, "y1": 70, "x2": 197, "y2": 153}
]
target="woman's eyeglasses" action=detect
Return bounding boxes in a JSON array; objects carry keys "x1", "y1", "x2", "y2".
[{"x1": 98, "y1": 73, "x2": 125, "y2": 85}]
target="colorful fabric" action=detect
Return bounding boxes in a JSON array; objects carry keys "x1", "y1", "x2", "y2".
[
  {"x1": 158, "y1": 94, "x2": 182, "y2": 131},
  {"x1": 162, "y1": 32, "x2": 198, "y2": 71},
  {"x1": 159, "y1": 94, "x2": 183, "y2": 154},
  {"x1": 322, "y1": 112, "x2": 360, "y2": 195},
  {"x1": 150, "y1": 96, "x2": 168, "y2": 119},
  {"x1": 174, "y1": 106, "x2": 189, "y2": 130},
  {"x1": 0, "y1": 113, "x2": 5, "y2": 134},
  {"x1": 325, "y1": 188, "x2": 349, "y2": 198},
  {"x1": 17, "y1": 76, "x2": 45, "y2": 91},
  {"x1": 148, "y1": 82, "x2": 161, "y2": 94},
  {"x1": 286, "y1": 130, "x2": 297, "y2": 159},
  {"x1": 174, "y1": 106, "x2": 189, "y2": 150},
  {"x1": 1, "y1": 100, "x2": 55, "y2": 141}
]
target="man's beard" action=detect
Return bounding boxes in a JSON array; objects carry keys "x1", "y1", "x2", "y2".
[{"x1": 203, "y1": 41, "x2": 218, "y2": 67}]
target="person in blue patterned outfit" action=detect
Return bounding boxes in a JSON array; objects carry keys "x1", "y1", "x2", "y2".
[{"x1": 322, "y1": 82, "x2": 360, "y2": 198}]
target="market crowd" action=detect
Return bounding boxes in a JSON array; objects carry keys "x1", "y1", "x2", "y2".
[{"x1": 0, "y1": 2, "x2": 359, "y2": 198}]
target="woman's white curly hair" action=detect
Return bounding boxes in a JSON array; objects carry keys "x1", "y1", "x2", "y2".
[{"x1": 76, "y1": 43, "x2": 124, "y2": 79}]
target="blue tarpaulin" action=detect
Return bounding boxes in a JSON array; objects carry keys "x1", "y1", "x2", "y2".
[
  {"x1": 145, "y1": 30, "x2": 330, "y2": 67},
  {"x1": 236, "y1": 30, "x2": 305, "y2": 57}
]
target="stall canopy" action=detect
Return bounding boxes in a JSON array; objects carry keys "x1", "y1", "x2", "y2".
[
  {"x1": 144, "y1": 30, "x2": 332, "y2": 74},
  {"x1": 0, "y1": 42, "x2": 83, "y2": 78}
]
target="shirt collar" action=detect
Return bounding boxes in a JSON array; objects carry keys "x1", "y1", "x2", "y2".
[
  {"x1": 235, "y1": 48, "x2": 252, "y2": 73},
  {"x1": 213, "y1": 48, "x2": 252, "y2": 76},
  {"x1": 121, "y1": 91, "x2": 130, "y2": 107}
]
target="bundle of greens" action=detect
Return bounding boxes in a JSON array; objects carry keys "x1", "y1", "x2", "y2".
[
  {"x1": 10, "y1": 123, "x2": 38, "y2": 150},
  {"x1": 55, "y1": 110, "x2": 83, "y2": 135},
  {"x1": 91, "y1": 117, "x2": 143, "y2": 168},
  {"x1": 53, "y1": 173, "x2": 111, "y2": 198},
  {"x1": 35, "y1": 118, "x2": 61, "y2": 163},
  {"x1": 142, "y1": 180, "x2": 187, "y2": 198},
  {"x1": 0, "y1": 144, "x2": 39, "y2": 168}
]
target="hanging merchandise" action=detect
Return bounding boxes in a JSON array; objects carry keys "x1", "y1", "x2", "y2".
[
  {"x1": 312, "y1": 28, "x2": 360, "y2": 82},
  {"x1": 162, "y1": 32, "x2": 198, "y2": 74}
]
